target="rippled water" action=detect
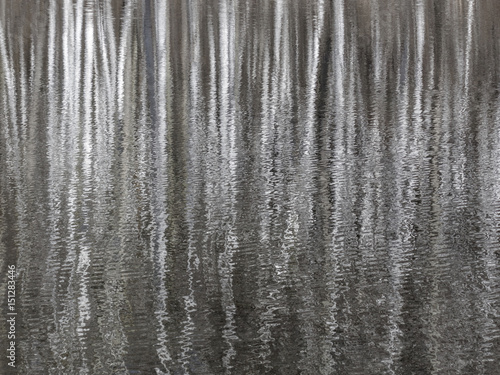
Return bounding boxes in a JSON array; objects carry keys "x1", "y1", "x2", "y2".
[{"x1": 1, "y1": 1, "x2": 500, "y2": 374}]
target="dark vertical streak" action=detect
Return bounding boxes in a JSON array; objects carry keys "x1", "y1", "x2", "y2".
[{"x1": 143, "y1": 0, "x2": 156, "y2": 128}]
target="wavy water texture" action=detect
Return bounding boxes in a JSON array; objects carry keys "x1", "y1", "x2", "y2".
[{"x1": 1, "y1": 1, "x2": 500, "y2": 374}]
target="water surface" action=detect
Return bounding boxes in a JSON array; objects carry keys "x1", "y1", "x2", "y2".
[{"x1": 1, "y1": 0, "x2": 500, "y2": 374}]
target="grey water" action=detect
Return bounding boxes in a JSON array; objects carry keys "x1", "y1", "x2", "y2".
[{"x1": 1, "y1": 0, "x2": 500, "y2": 374}]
